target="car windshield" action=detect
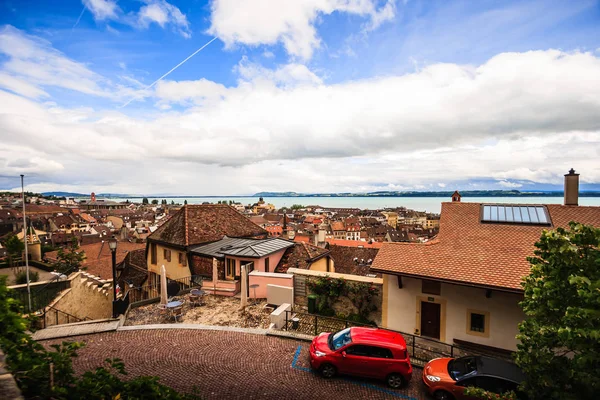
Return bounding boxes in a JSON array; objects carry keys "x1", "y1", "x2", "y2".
[
  {"x1": 448, "y1": 357, "x2": 478, "y2": 381},
  {"x1": 328, "y1": 328, "x2": 352, "y2": 350}
]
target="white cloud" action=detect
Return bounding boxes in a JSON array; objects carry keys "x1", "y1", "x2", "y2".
[
  {"x1": 1, "y1": 28, "x2": 600, "y2": 193},
  {"x1": 137, "y1": 0, "x2": 192, "y2": 38},
  {"x1": 497, "y1": 180, "x2": 523, "y2": 188},
  {"x1": 82, "y1": 0, "x2": 191, "y2": 38},
  {"x1": 83, "y1": 0, "x2": 119, "y2": 21},
  {"x1": 208, "y1": 0, "x2": 398, "y2": 60}
]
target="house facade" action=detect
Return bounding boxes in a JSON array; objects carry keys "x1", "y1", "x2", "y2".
[
  {"x1": 146, "y1": 204, "x2": 268, "y2": 284},
  {"x1": 371, "y1": 171, "x2": 600, "y2": 351}
]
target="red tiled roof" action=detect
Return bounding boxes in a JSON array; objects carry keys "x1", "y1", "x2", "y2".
[
  {"x1": 148, "y1": 204, "x2": 268, "y2": 247},
  {"x1": 328, "y1": 245, "x2": 380, "y2": 277},
  {"x1": 275, "y1": 242, "x2": 330, "y2": 273},
  {"x1": 330, "y1": 221, "x2": 345, "y2": 231},
  {"x1": 371, "y1": 202, "x2": 600, "y2": 291},
  {"x1": 46, "y1": 241, "x2": 146, "y2": 280},
  {"x1": 326, "y1": 239, "x2": 383, "y2": 249},
  {"x1": 293, "y1": 235, "x2": 311, "y2": 243}
]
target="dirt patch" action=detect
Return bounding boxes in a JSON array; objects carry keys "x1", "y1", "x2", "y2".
[{"x1": 125, "y1": 293, "x2": 273, "y2": 329}]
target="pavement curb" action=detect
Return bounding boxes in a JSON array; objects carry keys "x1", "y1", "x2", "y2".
[{"x1": 117, "y1": 324, "x2": 268, "y2": 335}]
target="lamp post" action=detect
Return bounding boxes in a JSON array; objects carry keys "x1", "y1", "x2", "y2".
[{"x1": 108, "y1": 237, "x2": 118, "y2": 318}]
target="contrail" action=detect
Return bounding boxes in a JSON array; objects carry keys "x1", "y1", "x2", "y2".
[
  {"x1": 120, "y1": 36, "x2": 218, "y2": 108},
  {"x1": 72, "y1": 5, "x2": 86, "y2": 31}
]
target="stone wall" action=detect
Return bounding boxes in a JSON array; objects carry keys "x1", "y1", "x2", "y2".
[
  {"x1": 45, "y1": 272, "x2": 113, "y2": 326},
  {"x1": 0, "y1": 348, "x2": 23, "y2": 400},
  {"x1": 288, "y1": 268, "x2": 383, "y2": 326}
]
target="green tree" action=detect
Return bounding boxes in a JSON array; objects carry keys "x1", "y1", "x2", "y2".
[
  {"x1": 4, "y1": 234, "x2": 24, "y2": 266},
  {"x1": 52, "y1": 238, "x2": 85, "y2": 274},
  {"x1": 171, "y1": 200, "x2": 175, "y2": 205},
  {"x1": 184, "y1": 200, "x2": 188, "y2": 205},
  {"x1": 516, "y1": 222, "x2": 600, "y2": 400},
  {"x1": 151, "y1": 199, "x2": 159, "y2": 205},
  {"x1": 290, "y1": 204, "x2": 304, "y2": 210},
  {"x1": 142, "y1": 197, "x2": 149, "y2": 204}
]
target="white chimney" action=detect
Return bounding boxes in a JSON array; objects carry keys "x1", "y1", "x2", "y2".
[{"x1": 564, "y1": 168, "x2": 579, "y2": 206}]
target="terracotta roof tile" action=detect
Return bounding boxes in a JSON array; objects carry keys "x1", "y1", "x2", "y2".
[
  {"x1": 46, "y1": 241, "x2": 146, "y2": 280},
  {"x1": 371, "y1": 202, "x2": 600, "y2": 291},
  {"x1": 328, "y1": 245, "x2": 380, "y2": 277},
  {"x1": 326, "y1": 239, "x2": 383, "y2": 249},
  {"x1": 275, "y1": 242, "x2": 330, "y2": 273},
  {"x1": 148, "y1": 204, "x2": 267, "y2": 247}
]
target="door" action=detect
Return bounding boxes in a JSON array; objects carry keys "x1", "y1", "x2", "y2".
[
  {"x1": 420, "y1": 301, "x2": 441, "y2": 339},
  {"x1": 243, "y1": 262, "x2": 254, "y2": 296},
  {"x1": 225, "y1": 258, "x2": 235, "y2": 280},
  {"x1": 339, "y1": 345, "x2": 372, "y2": 377}
]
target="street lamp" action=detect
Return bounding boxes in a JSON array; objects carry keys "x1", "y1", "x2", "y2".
[{"x1": 108, "y1": 236, "x2": 118, "y2": 318}]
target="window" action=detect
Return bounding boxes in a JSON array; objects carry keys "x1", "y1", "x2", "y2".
[
  {"x1": 367, "y1": 346, "x2": 394, "y2": 359},
  {"x1": 345, "y1": 345, "x2": 370, "y2": 356},
  {"x1": 422, "y1": 280, "x2": 441, "y2": 295},
  {"x1": 265, "y1": 257, "x2": 269, "y2": 273},
  {"x1": 163, "y1": 248, "x2": 171, "y2": 262},
  {"x1": 150, "y1": 243, "x2": 157, "y2": 264},
  {"x1": 467, "y1": 309, "x2": 490, "y2": 337},
  {"x1": 179, "y1": 252, "x2": 187, "y2": 266},
  {"x1": 449, "y1": 357, "x2": 478, "y2": 381}
]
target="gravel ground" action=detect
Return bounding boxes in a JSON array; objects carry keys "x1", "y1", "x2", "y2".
[{"x1": 125, "y1": 293, "x2": 273, "y2": 329}]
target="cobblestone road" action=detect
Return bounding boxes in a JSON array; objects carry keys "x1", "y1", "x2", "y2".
[{"x1": 42, "y1": 329, "x2": 431, "y2": 400}]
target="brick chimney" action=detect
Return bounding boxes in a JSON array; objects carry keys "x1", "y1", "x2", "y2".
[
  {"x1": 451, "y1": 190, "x2": 461, "y2": 202},
  {"x1": 91, "y1": 192, "x2": 96, "y2": 202},
  {"x1": 564, "y1": 168, "x2": 579, "y2": 206}
]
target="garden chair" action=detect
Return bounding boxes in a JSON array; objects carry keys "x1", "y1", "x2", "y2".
[{"x1": 171, "y1": 306, "x2": 184, "y2": 323}]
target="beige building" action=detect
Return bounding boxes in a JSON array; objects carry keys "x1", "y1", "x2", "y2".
[
  {"x1": 381, "y1": 211, "x2": 399, "y2": 228},
  {"x1": 372, "y1": 175, "x2": 600, "y2": 352}
]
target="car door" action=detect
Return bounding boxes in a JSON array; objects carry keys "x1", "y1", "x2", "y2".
[
  {"x1": 363, "y1": 346, "x2": 395, "y2": 379},
  {"x1": 339, "y1": 345, "x2": 372, "y2": 377}
]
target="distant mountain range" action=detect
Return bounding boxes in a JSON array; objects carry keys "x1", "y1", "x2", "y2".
[
  {"x1": 40, "y1": 190, "x2": 600, "y2": 198},
  {"x1": 252, "y1": 190, "x2": 600, "y2": 198}
]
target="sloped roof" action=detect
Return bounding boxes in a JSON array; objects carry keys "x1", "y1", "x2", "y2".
[
  {"x1": 326, "y1": 239, "x2": 383, "y2": 249},
  {"x1": 371, "y1": 202, "x2": 600, "y2": 291},
  {"x1": 148, "y1": 204, "x2": 268, "y2": 247},
  {"x1": 190, "y1": 236, "x2": 294, "y2": 259},
  {"x1": 328, "y1": 245, "x2": 380, "y2": 277},
  {"x1": 275, "y1": 242, "x2": 330, "y2": 273}
]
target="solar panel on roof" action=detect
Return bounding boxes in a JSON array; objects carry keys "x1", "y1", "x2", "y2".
[{"x1": 481, "y1": 205, "x2": 550, "y2": 225}]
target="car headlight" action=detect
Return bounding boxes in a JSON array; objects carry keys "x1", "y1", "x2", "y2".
[
  {"x1": 315, "y1": 350, "x2": 326, "y2": 357},
  {"x1": 426, "y1": 375, "x2": 441, "y2": 382}
]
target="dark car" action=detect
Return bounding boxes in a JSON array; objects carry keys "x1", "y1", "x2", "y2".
[
  {"x1": 309, "y1": 327, "x2": 413, "y2": 388},
  {"x1": 422, "y1": 355, "x2": 526, "y2": 400}
]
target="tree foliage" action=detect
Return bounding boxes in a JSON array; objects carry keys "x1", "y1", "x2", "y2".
[
  {"x1": 0, "y1": 276, "x2": 199, "y2": 399},
  {"x1": 290, "y1": 204, "x2": 304, "y2": 210},
  {"x1": 4, "y1": 234, "x2": 24, "y2": 266},
  {"x1": 516, "y1": 222, "x2": 600, "y2": 400},
  {"x1": 142, "y1": 197, "x2": 149, "y2": 204},
  {"x1": 52, "y1": 238, "x2": 85, "y2": 274}
]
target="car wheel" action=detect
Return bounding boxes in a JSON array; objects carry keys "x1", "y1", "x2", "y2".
[
  {"x1": 433, "y1": 390, "x2": 454, "y2": 400},
  {"x1": 319, "y1": 363, "x2": 337, "y2": 378},
  {"x1": 386, "y1": 373, "x2": 406, "y2": 389}
]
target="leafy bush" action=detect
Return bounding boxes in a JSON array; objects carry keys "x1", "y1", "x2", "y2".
[
  {"x1": 15, "y1": 270, "x2": 39, "y2": 285},
  {"x1": 464, "y1": 387, "x2": 517, "y2": 400}
]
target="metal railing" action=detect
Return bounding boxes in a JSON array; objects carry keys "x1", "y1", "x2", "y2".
[
  {"x1": 283, "y1": 310, "x2": 514, "y2": 367},
  {"x1": 39, "y1": 305, "x2": 91, "y2": 329},
  {"x1": 284, "y1": 310, "x2": 376, "y2": 336},
  {"x1": 127, "y1": 275, "x2": 203, "y2": 303},
  {"x1": 9, "y1": 279, "x2": 71, "y2": 312}
]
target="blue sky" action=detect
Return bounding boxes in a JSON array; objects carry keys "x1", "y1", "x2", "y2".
[{"x1": 0, "y1": 0, "x2": 599, "y2": 195}]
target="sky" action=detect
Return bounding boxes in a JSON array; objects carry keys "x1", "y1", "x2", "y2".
[{"x1": 1, "y1": 0, "x2": 600, "y2": 196}]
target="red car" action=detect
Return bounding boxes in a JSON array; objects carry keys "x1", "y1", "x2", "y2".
[{"x1": 309, "y1": 327, "x2": 413, "y2": 388}]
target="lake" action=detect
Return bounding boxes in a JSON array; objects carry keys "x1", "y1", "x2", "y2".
[{"x1": 103, "y1": 196, "x2": 600, "y2": 214}]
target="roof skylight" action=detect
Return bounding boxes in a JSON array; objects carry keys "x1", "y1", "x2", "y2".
[{"x1": 481, "y1": 205, "x2": 550, "y2": 225}]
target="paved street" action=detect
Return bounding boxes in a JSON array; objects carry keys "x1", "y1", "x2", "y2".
[{"x1": 42, "y1": 328, "x2": 430, "y2": 400}]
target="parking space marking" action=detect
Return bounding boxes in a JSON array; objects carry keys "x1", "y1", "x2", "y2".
[{"x1": 291, "y1": 345, "x2": 419, "y2": 400}]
